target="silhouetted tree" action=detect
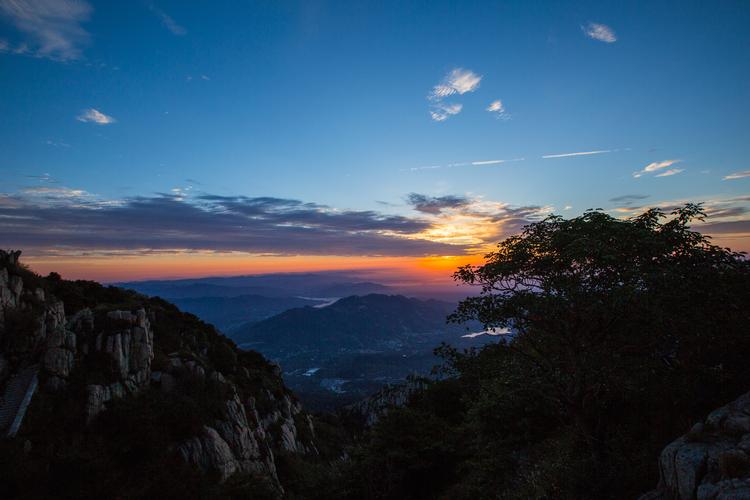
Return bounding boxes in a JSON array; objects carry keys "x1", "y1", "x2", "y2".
[{"x1": 448, "y1": 203, "x2": 750, "y2": 494}]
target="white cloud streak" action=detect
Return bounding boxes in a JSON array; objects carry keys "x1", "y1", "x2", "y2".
[
  {"x1": 655, "y1": 168, "x2": 684, "y2": 178},
  {"x1": 76, "y1": 108, "x2": 116, "y2": 125},
  {"x1": 542, "y1": 150, "x2": 612, "y2": 159},
  {"x1": 583, "y1": 22, "x2": 617, "y2": 43},
  {"x1": 633, "y1": 159, "x2": 681, "y2": 178},
  {"x1": 0, "y1": 0, "x2": 92, "y2": 60},
  {"x1": 723, "y1": 171, "x2": 750, "y2": 180},
  {"x1": 410, "y1": 158, "x2": 524, "y2": 171},
  {"x1": 472, "y1": 159, "x2": 506, "y2": 166}
]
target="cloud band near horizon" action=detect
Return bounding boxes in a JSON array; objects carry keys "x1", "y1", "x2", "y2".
[{"x1": 0, "y1": 189, "x2": 550, "y2": 258}]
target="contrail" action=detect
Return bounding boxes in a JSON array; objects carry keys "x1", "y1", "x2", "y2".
[{"x1": 542, "y1": 150, "x2": 612, "y2": 159}]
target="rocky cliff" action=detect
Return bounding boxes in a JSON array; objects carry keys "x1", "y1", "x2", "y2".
[
  {"x1": 0, "y1": 250, "x2": 319, "y2": 497},
  {"x1": 642, "y1": 391, "x2": 750, "y2": 500}
]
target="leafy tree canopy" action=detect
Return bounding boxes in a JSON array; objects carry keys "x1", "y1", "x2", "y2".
[{"x1": 344, "y1": 204, "x2": 750, "y2": 499}]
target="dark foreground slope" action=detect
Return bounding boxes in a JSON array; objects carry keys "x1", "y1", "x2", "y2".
[{"x1": 0, "y1": 250, "x2": 341, "y2": 499}]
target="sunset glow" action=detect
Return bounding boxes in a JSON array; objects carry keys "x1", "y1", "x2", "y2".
[{"x1": 1, "y1": 0, "x2": 748, "y2": 286}]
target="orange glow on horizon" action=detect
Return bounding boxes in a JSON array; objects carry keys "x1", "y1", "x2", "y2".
[
  {"x1": 21, "y1": 251, "x2": 480, "y2": 285},
  {"x1": 18, "y1": 232, "x2": 747, "y2": 285}
]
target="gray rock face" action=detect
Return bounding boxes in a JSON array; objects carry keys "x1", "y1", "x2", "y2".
[
  {"x1": 0, "y1": 250, "x2": 318, "y2": 490},
  {"x1": 80, "y1": 309, "x2": 154, "y2": 419},
  {"x1": 260, "y1": 393, "x2": 315, "y2": 454},
  {"x1": 179, "y1": 426, "x2": 243, "y2": 481},
  {"x1": 176, "y1": 366, "x2": 320, "y2": 486},
  {"x1": 643, "y1": 391, "x2": 750, "y2": 499},
  {"x1": 175, "y1": 369, "x2": 318, "y2": 486},
  {"x1": 179, "y1": 392, "x2": 279, "y2": 482},
  {"x1": 0, "y1": 255, "x2": 66, "y2": 360},
  {"x1": 43, "y1": 323, "x2": 76, "y2": 388}
]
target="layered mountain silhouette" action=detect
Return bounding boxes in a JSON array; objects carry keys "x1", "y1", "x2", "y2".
[{"x1": 231, "y1": 294, "x2": 489, "y2": 410}]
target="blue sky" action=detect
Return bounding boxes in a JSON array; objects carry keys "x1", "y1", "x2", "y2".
[{"x1": 1, "y1": 0, "x2": 749, "y2": 279}]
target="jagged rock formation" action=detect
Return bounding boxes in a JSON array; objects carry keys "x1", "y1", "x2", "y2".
[
  {"x1": 642, "y1": 391, "x2": 750, "y2": 499},
  {"x1": 0, "y1": 252, "x2": 66, "y2": 369},
  {"x1": 0, "y1": 250, "x2": 318, "y2": 494},
  {"x1": 177, "y1": 372, "x2": 317, "y2": 482}
]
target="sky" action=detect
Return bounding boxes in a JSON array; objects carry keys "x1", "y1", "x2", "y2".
[{"x1": 1, "y1": 0, "x2": 749, "y2": 284}]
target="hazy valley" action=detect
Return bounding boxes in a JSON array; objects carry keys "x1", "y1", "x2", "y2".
[{"x1": 120, "y1": 274, "x2": 494, "y2": 410}]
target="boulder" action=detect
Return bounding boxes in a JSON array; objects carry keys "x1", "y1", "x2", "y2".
[{"x1": 643, "y1": 391, "x2": 750, "y2": 499}]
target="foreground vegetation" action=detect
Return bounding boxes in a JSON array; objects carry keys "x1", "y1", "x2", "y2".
[{"x1": 335, "y1": 204, "x2": 750, "y2": 499}]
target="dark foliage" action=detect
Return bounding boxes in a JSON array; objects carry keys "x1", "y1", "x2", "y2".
[{"x1": 341, "y1": 205, "x2": 750, "y2": 499}]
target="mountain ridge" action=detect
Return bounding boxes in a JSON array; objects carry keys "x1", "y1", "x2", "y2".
[{"x1": 0, "y1": 250, "x2": 327, "y2": 497}]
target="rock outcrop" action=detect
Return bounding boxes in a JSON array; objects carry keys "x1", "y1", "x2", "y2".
[
  {"x1": 0, "y1": 251, "x2": 66, "y2": 367},
  {"x1": 179, "y1": 392, "x2": 278, "y2": 481},
  {"x1": 81, "y1": 309, "x2": 154, "y2": 419},
  {"x1": 0, "y1": 249, "x2": 318, "y2": 491},
  {"x1": 642, "y1": 391, "x2": 750, "y2": 499}
]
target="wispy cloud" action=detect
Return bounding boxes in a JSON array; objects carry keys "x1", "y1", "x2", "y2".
[
  {"x1": 430, "y1": 102, "x2": 462, "y2": 122},
  {"x1": 409, "y1": 157, "x2": 524, "y2": 171},
  {"x1": 471, "y1": 159, "x2": 505, "y2": 166},
  {"x1": 582, "y1": 22, "x2": 617, "y2": 43},
  {"x1": 76, "y1": 108, "x2": 116, "y2": 125},
  {"x1": 0, "y1": 0, "x2": 92, "y2": 60},
  {"x1": 655, "y1": 168, "x2": 684, "y2": 178},
  {"x1": 26, "y1": 172, "x2": 59, "y2": 183},
  {"x1": 18, "y1": 185, "x2": 107, "y2": 208},
  {"x1": 146, "y1": 1, "x2": 186, "y2": 35},
  {"x1": 429, "y1": 68, "x2": 482, "y2": 100},
  {"x1": 633, "y1": 159, "x2": 681, "y2": 178},
  {"x1": 486, "y1": 100, "x2": 503, "y2": 113},
  {"x1": 486, "y1": 99, "x2": 510, "y2": 120},
  {"x1": 428, "y1": 68, "x2": 481, "y2": 121},
  {"x1": 723, "y1": 170, "x2": 750, "y2": 180},
  {"x1": 542, "y1": 150, "x2": 612, "y2": 159}
]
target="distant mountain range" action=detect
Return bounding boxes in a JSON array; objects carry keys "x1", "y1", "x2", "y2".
[
  {"x1": 166, "y1": 294, "x2": 325, "y2": 332},
  {"x1": 233, "y1": 294, "x2": 467, "y2": 349},
  {"x1": 116, "y1": 272, "x2": 392, "y2": 299},
  {"x1": 232, "y1": 294, "x2": 490, "y2": 410}
]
